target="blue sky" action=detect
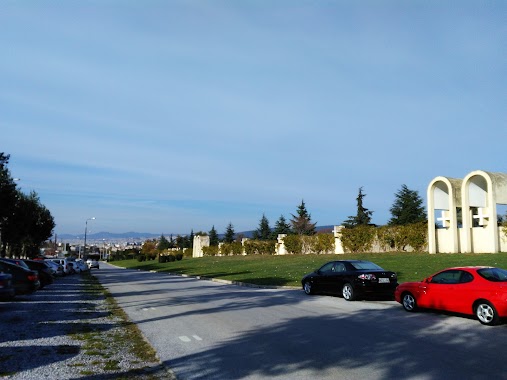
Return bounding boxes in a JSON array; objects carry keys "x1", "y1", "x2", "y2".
[{"x1": 1, "y1": 1, "x2": 506, "y2": 236}]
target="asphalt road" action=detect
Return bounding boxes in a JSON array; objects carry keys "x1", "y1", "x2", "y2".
[{"x1": 93, "y1": 262, "x2": 507, "y2": 380}]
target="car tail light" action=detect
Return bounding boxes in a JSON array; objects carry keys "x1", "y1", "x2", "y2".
[
  {"x1": 28, "y1": 273, "x2": 38, "y2": 281},
  {"x1": 358, "y1": 273, "x2": 376, "y2": 280}
]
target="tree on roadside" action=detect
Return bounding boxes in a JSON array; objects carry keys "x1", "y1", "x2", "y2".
[
  {"x1": 388, "y1": 184, "x2": 427, "y2": 225},
  {"x1": 252, "y1": 214, "x2": 271, "y2": 240},
  {"x1": 223, "y1": 222, "x2": 235, "y2": 243},
  {"x1": 290, "y1": 200, "x2": 317, "y2": 235},
  {"x1": 175, "y1": 235, "x2": 187, "y2": 249},
  {"x1": 343, "y1": 187, "x2": 373, "y2": 228},
  {"x1": 157, "y1": 234, "x2": 170, "y2": 251},
  {"x1": 272, "y1": 215, "x2": 292, "y2": 238},
  {"x1": 2, "y1": 190, "x2": 55, "y2": 257},
  {"x1": 209, "y1": 225, "x2": 219, "y2": 246},
  {"x1": 188, "y1": 229, "x2": 194, "y2": 248},
  {"x1": 0, "y1": 153, "x2": 19, "y2": 255}
]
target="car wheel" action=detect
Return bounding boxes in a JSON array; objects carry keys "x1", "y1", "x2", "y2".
[
  {"x1": 342, "y1": 283, "x2": 355, "y2": 301},
  {"x1": 303, "y1": 281, "x2": 313, "y2": 295},
  {"x1": 475, "y1": 300, "x2": 500, "y2": 326},
  {"x1": 402, "y1": 292, "x2": 417, "y2": 312}
]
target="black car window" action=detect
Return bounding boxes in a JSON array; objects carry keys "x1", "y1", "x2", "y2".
[
  {"x1": 319, "y1": 262, "x2": 335, "y2": 273},
  {"x1": 459, "y1": 271, "x2": 474, "y2": 283},
  {"x1": 431, "y1": 270, "x2": 461, "y2": 284},
  {"x1": 334, "y1": 263, "x2": 346, "y2": 272},
  {"x1": 477, "y1": 267, "x2": 507, "y2": 282},
  {"x1": 350, "y1": 261, "x2": 383, "y2": 270}
]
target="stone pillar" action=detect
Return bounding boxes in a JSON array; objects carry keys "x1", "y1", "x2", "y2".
[
  {"x1": 333, "y1": 226, "x2": 345, "y2": 254},
  {"x1": 276, "y1": 234, "x2": 287, "y2": 255},
  {"x1": 192, "y1": 235, "x2": 209, "y2": 258},
  {"x1": 241, "y1": 238, "x2": 249, "y2": 255}
]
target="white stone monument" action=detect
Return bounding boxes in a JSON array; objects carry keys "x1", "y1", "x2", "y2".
[
  {"x1": 427, "y1": 170, "x2": 507, "y2": 253},
  {"x1": 192, "y1": 235, "x2": 209, "y2": 258}
]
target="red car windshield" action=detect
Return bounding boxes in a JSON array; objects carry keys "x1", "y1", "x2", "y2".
[{"x1": 477, "y1": 267, "x2": 507, "y2": 282}]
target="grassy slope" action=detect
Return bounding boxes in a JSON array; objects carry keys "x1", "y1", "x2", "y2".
[{"x1": 110, "y1": 252, "x2": 507, "y2": 287}]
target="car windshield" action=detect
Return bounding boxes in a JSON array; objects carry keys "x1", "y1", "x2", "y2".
[
  {"x1": 350, "y1": 261, "x2": 383, "y2": 270},
  {"x1": 477, "y1": 267, "x2": 507, "y2": 282}
]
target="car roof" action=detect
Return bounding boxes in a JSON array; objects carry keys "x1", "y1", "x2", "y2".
[{"x1": 441, "y1": 266, "x2": 494, "y2": 271}]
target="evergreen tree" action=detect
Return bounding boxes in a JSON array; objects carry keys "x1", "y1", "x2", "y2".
[
  {"x1": 188, "y1": 229, "x2": 194, "y2": 248},
  {"x1": 343, "y1": 187, "x2": 373, "y2": 228},
  {"x1": 223, "y1": 222, "x2": 235, "y2": 243},
  {"x1": 252, "y1": 214, "x2": 271, "y2": 240},
  {"x1": 175, "y1": 235, "x2": 186, "y2": 249},
  {"x1": 157, "y1": 234, "x2": 170, "y2": 251},
  {"x1": 388, "y1": 184, "x2": 427, "y2": 225},
  {"x1": 290, "y1": 200, "x2": 317, "y2": 235},
  {"x1": 168, "y1": 234, "x2": 175, "y2": 249},
  {"x1": 271, "y1": 215, "x2": 292, "y2": 238},
  {"x1": 209, "y1": 225, "x2": 219, "y2": 246}
]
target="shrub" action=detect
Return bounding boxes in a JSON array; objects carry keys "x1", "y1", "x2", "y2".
[
  {"x1": 400, "y1": 222, "x2": 427, "y2": 251},
  {"x1": 136, "y1": 254, "x2": 147, "y2": 262},
  {"x1": 176, "y1": 253, "x2": 183, "y2": 261},
  {"x1": 308, "y1": 233, "x2": 334, "y2": 254},
  {"x1": 158, "y1": 255, "x2": 167, "y2": 263},
  {"x1": 283, "y1": 235, "x2": 303, "y2": 254},
  {"x1": 183, "y1": 248, "x2": 193, "y2": 257},
  {"x1": 231, "y1": 242, "x2": 243, "y2": 255},
  {"x1": 220, "y1": 243, "x2": 232, "y2": 256},
  {"x1": 167, "y1": 254, "x2": 176, "y2": 262},
  {"x1": 202, "y1": 246, "x2": 219, "y2": 256},
  {"x1": 340, "y1": 225, "x2": 376, "y2": 253},
  {"x1": 244, "y1": 240, "x2": 276, "y2": 255}
]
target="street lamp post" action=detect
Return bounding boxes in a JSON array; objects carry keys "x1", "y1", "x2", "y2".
[{"x1": 83, "y1": 217, "x2": 95, "y2": 259}]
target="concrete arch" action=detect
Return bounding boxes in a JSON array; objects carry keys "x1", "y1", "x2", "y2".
[
  {"x1": 461, "y1": 170, "x2": 507, "y2": 253},
  {"x1": 427, "y1": 176, "x2": 462, "y2": 253}
]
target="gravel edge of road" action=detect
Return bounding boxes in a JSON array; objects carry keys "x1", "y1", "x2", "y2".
[{"x1": 0, "y1": 271, "x2": 176, "y2": 380}]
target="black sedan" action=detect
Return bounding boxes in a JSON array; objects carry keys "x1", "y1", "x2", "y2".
[
  {"x1": 22, "y1": 260, "x2": 54, "y2": 289},
  {"x1": 0, "y1": 273, "x2": 15, "y2": 300},
  {"x1": 301, "y1": 260, "x2": 398, "y2": 301},
  {"x1": 0, "y1": 260, "x2": 40, "y2": 295}
]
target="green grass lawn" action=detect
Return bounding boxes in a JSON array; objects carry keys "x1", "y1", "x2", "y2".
[{"x1": 109, "y1": 251, "x2": 507, "y2": 287}]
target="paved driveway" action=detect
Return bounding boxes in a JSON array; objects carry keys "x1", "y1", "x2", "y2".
[{"x1": 94, "y1": 262, "x2": 507, "y2": 380}]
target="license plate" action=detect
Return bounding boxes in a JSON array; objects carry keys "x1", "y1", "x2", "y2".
[{"x1": 378, "y1": 278, "x2": 390, "y2": 283}]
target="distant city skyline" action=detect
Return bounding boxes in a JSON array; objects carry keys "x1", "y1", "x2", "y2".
[{"x1": 2, "y1": 2, "x2": 505, "y2": 235}]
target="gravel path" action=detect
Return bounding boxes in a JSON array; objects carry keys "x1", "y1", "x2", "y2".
[{"x1": 0, "y1": 272, "x2": 175, "y2": 379}]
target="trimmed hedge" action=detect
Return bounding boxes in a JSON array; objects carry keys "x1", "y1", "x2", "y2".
[{"x1": 243, "y1": 240, "x2": 276, "y2": 255}]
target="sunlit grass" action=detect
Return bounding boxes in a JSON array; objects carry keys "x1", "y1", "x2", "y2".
[{"x1": 112, "y1": 251, "x2": 507, "y2": 285}]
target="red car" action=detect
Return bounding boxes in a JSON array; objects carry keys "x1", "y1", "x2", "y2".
[{"x1": 395, "y1": 266, "x2": 507, "y2": 326}]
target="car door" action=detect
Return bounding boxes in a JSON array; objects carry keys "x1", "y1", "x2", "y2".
[
  {"x1": 315, "y1": 262, "x2": 337, "y2": 293},
  {"x1": 419, "y1": 270, "x2": 463, "y2": 311}
]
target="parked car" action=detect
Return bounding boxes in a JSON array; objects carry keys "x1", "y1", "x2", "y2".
[
  {"x1": 44, "y1": 260, "x2": 64, "y2": 277},
  {"x1": 0, "y1": 257, "x2": 30, "y2": 270},
  {"x1": 22, "y1": 260, "x2": 54, "y2": 289},
  {"x1": 301, "y1": 260, "x2": 398, "y2": 301},
  {"x1": 48, "y1": 258, "x2": 73, "y2": 275},
  {"x1": 0, "y1": 260, "x2": 40, "y2": 295},
  {"x1": 395, "y1": 266, "x2": 507, "y2": 326},
  {"x1": 73, "y1": 259, "x2": 89, "y2": 273},
  {"x1": 0, "y1": 272, "x2": 15, "y2": 300},
  {"x1": 86, "y1": 258, "x2": 99, "y2": 269}
]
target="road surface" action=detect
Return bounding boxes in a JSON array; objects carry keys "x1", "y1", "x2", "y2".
[{"x1": 93, "y1": 262, "x2": 507, "y2": 380}]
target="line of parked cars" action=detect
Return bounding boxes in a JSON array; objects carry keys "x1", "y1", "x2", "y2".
[
  {"x1": 301, "y1": 259, "x2": 507, "y2": 326},
  {"x1": 0, "y1": 256, "x2": 100, "y2": 300}
]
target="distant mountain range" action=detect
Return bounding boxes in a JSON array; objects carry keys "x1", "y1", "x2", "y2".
[{"x1": 57, "y1": 225, "x2": 335, "y2": 241}]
